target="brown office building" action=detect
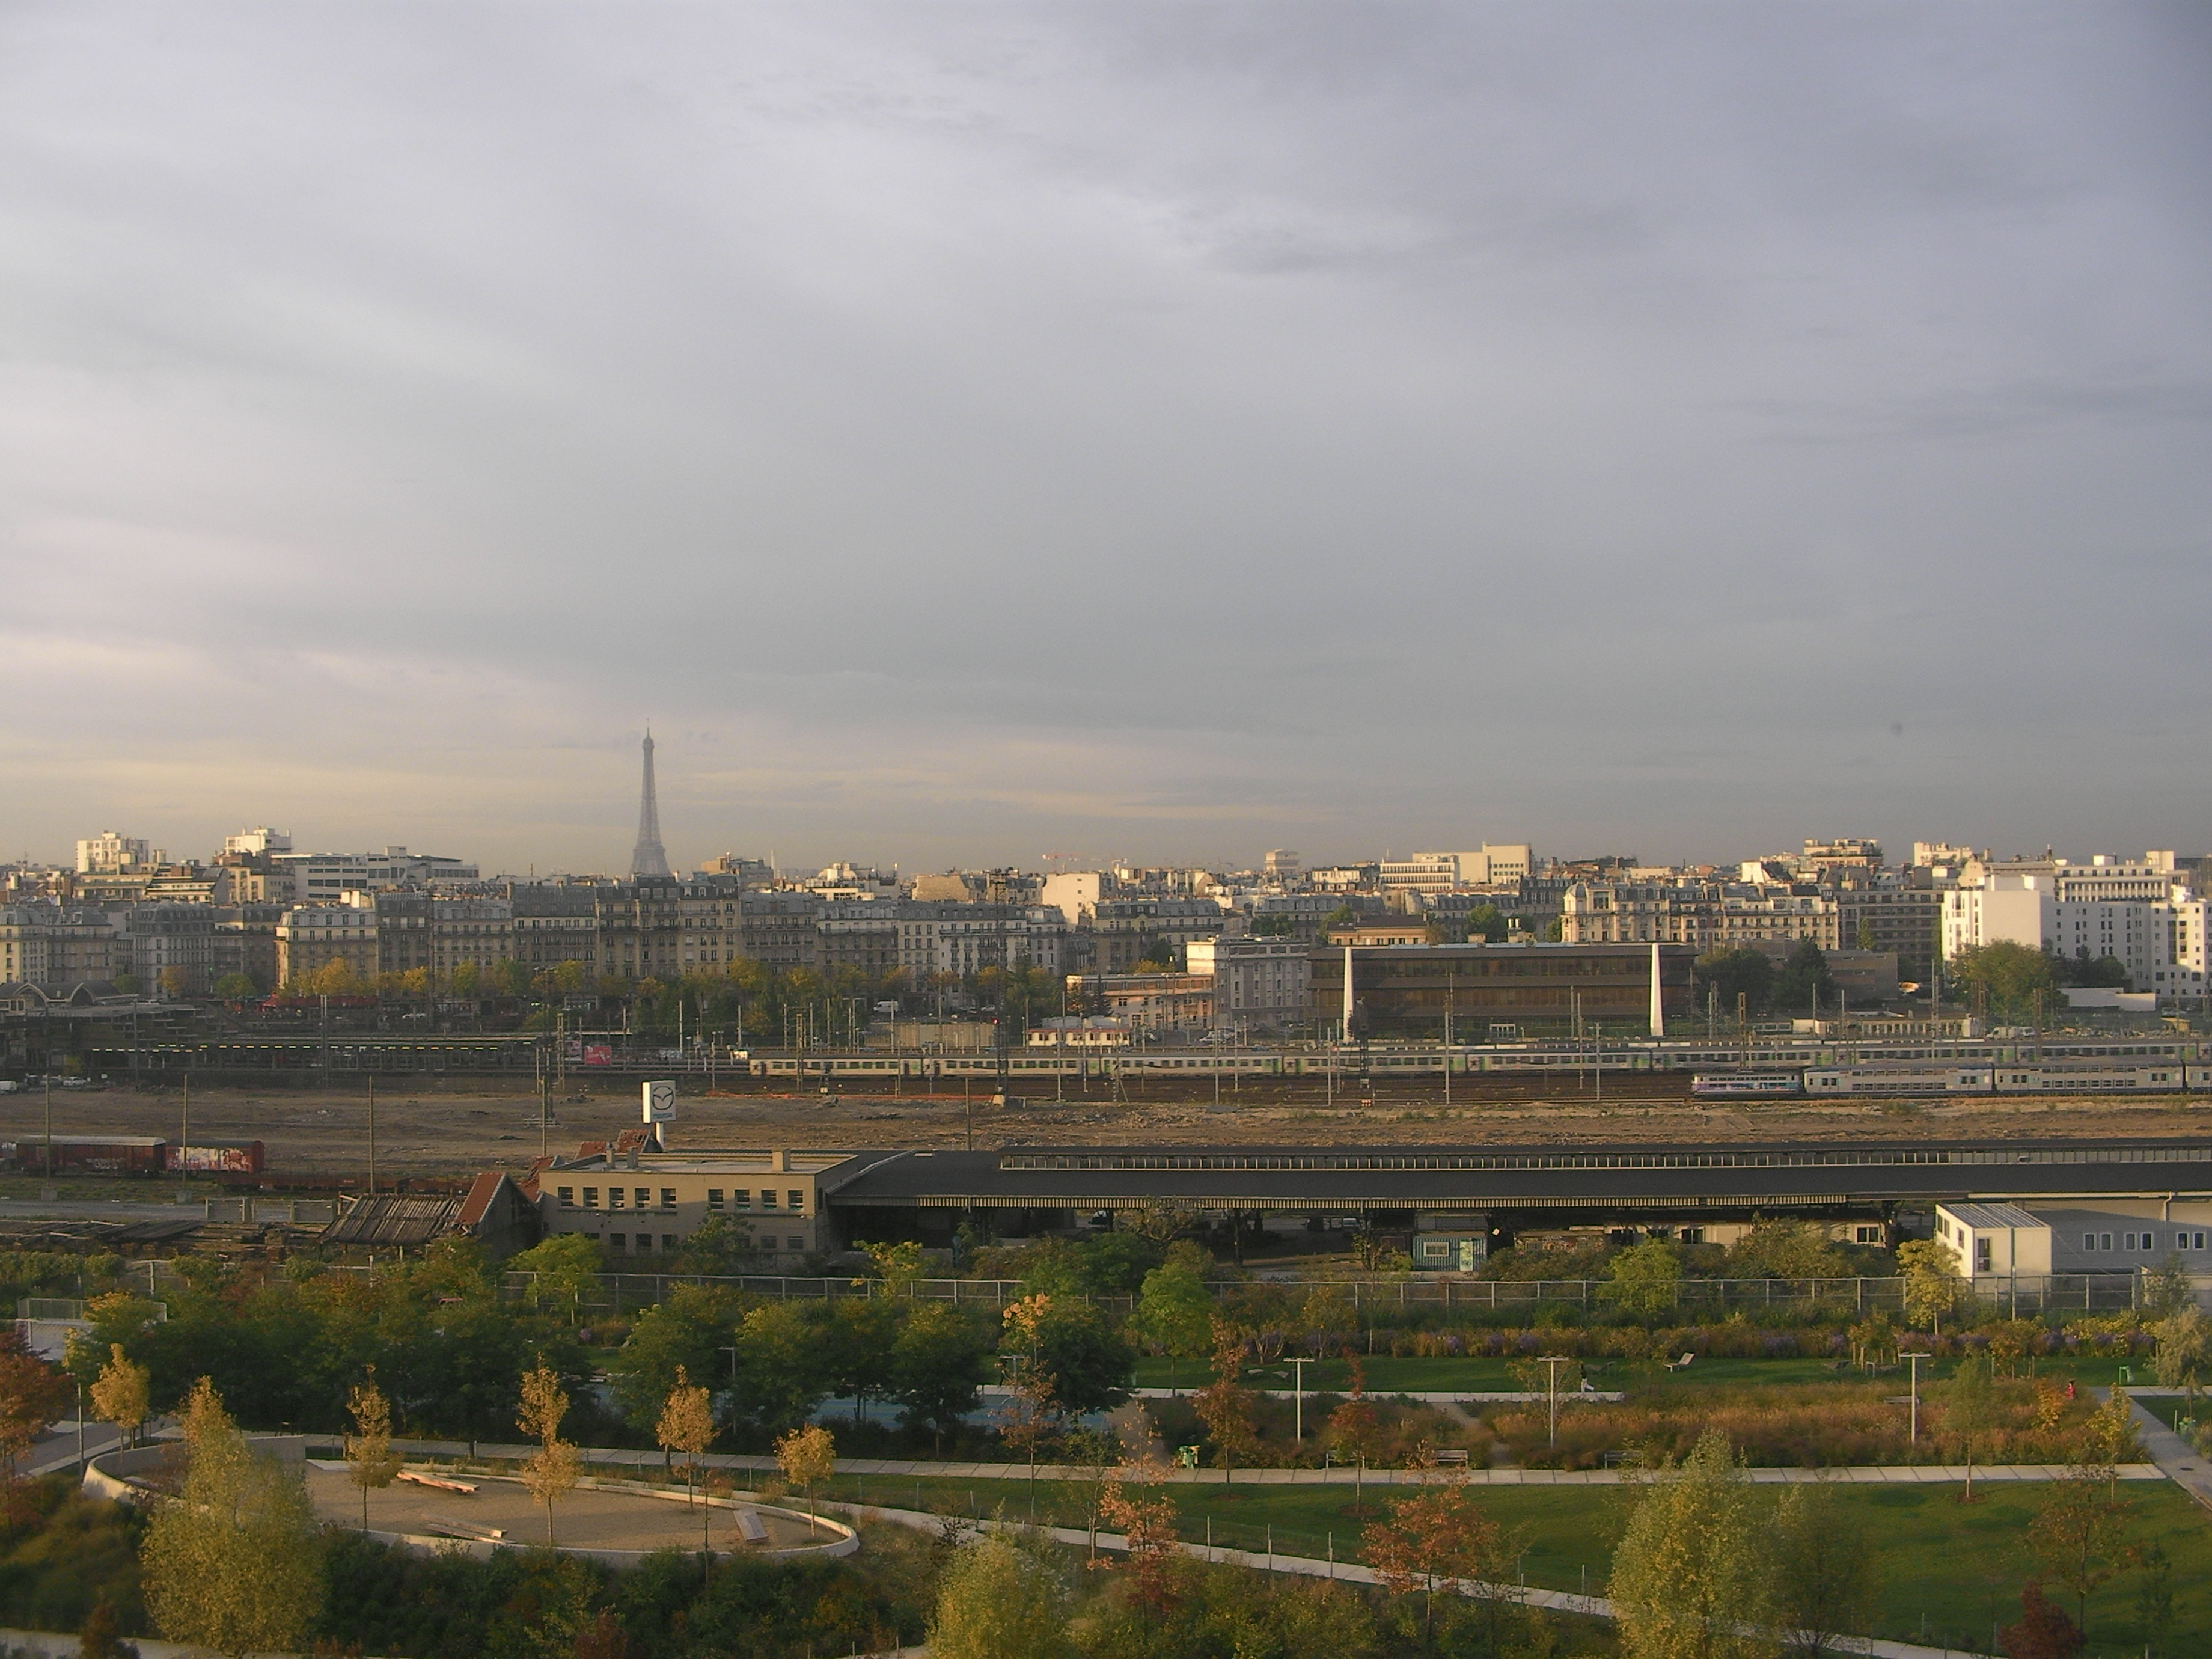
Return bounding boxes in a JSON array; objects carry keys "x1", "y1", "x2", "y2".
[{"x1": 1310, "y1": 943, "x2": 1695, "y2": 1038}]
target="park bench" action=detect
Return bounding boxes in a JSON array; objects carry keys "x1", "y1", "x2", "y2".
[
  {"x1": 1663, "y1": 1353, "x2": 1696, "y2": 1373},
  {"x1": 735, "y1": 1508, "x2": 771, "y2": 1545},
  {"x1": 1432, "y1": 1448, "x2": 1470, "y2": 1467},
  {"x1": 399, "y1": 1470, "x2": 478, "y2": 1494},
  {"x1": 423, "y1": 1514, "x2": 503, "y2": 1542}
]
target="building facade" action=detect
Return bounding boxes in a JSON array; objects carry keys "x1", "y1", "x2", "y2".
[{"x1": 1187, "y1": 935, "x2": 1313, "y2": 1033}]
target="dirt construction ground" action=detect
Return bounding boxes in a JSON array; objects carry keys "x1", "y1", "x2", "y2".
[{"x1": 5, "y1": 1072, "x2": 2210, "y2": 1187}]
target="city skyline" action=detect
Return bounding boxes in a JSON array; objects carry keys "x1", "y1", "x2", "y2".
[{"x1": 4, "y1": 5, "x2": 2208, "y2": 872}]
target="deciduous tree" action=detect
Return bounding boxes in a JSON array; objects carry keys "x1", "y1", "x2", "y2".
[
  {"x1": 1943, "y1": 1354, "x2": 2000, "y2": 1501},
  {"x1": 656, "y1": 1366, "x2": 715, "y2": 1556},
  {"x1": 1896, "y1": 1239, "x2": 1960, "y2": 1333},
  {"x1": 343, "y1": 1372, "x2": 403, "y2": 1532},
  {"x1": 774, "y1": 1423, "x2": 836, "y2": 1533},
  {"x1": 1999, "y1": 1581, "x2": 2084, "y2": 1659},
  {"x1": 142, "y1": 1378, "x2": 325, "y2": 1658},
  {"x1": 1607, "y1": 1430, "x2": 1774, "y2": 1659},
  {"x1": 929, "y1": 1533, "x2": 1070, "y2": 1659},
  {"x1": 1132, "y1": 1257, "x2": 1215, "y2": 1392},
  {"x1": 0, "y1": 1328, "x2": 70, "y2": 1508},
  {"x1": 1362, "y1": 1478, "x2": 1503, "y2": 1643},
  {"x1": 88, "y1": 1343, "x2": 148, "y2": 1449},
  {"x1": 1190, "y1": 1328, "x2": 1261, "y2": 1483},
  {"x1": 1609, "y1": 1240, "x2": 1683, "y2": 1318},
  {"x1": 517, "y1": 1359, "x2": 581, "y2": 1547},
  {"x1": 2027, "y1": 1470, "x2": 2134, "y2": 1641},
  {"x1": 1948, "y1": 942, "x2": 2058, "y2": 1020},
  {"x1": 891, "y1": 1303, "x2": 992, "y2": 1455},
  {"x1": 1769, "y1": 1477, "x2": 1874, "y2": 1655}
]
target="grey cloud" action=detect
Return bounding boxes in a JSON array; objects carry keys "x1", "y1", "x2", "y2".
[{"x1": 1, "y1": 2, "x2": 2207, "y2": 872}]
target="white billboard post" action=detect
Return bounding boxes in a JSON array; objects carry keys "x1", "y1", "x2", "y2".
[{"x1": 642, "y1": 1078, "x2": 675, "y2": 1149}]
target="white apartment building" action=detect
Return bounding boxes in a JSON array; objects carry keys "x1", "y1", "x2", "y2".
[
  {"x1": 1942, "y1": 875, "x2": 2211, "y2": 998},
  {"x1": 1186, "y1": 935, "x2": 1312, "y2": 1032},
  {"x1": 273, "y1": 847, "x2": 478, "y2": 902},
  {"x1": 222, "y1": 827, "x2": 293, "y2": 858},
  {"x1": 1377, "y1": 846, "x2": 1533, "y2": 897},
  {"x1": 76, "y1": 832, "x2": 157, "y2": 875}
]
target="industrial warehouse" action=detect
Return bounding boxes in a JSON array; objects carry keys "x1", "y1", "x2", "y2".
[{"x1": 522, "y1": 1125, "x2": 2212, "y2": 1288}]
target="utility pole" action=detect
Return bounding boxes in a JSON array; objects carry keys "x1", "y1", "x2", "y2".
[
  {"x1": 179, "y1": 1072, "x2": 190, "y2": 1192},
  {"x1": 1444, "y1": 966, "x2": 1455, "y2": 1108},
  {"x1": 539, "y1": 1066, "x2": 550, "y2": 1161},
  {"x1": 42, "y1": 1072, "x2": 53, "y2": 1188},
  {"x1": 367, "y1": 1075, "x2": 377, "y2": 1197}
]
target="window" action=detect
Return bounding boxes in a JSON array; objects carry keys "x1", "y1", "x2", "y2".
[
  {"x1": 1420, "y1": 1240, "x2": 1450, "y2": 1258},
  {"x1": 1854, "y1": 1225, "x2": 1883, "y2": 1245},
  {"x1": 2126, "y1": 1232, "x2": 2141, "y2": 1251},
  {"x1": 762, "y1": 1190, "x2": 778, "y2": 1210},
  {"x1": 663, "y1": 1235, "x2": 679, "y2": 1252},
  {"x1": 2101, "y1": 1233, "x2": 2113, "y2": 1251},
  {"x1": 661, "y1": 1189, "x2": 677, "y2": 1210},
  {"x1": 557, "y1": 1187, "x2": 575, "y2": 1208},
  {"x1": 788, "y1": 1190, "x2": 805, "y2": 1214},
  {"x1": 635, "y1": 1188, "x2": 651, "y2": 1209},
  {"x1": 608, "y1": 1233, "x2": 626, "y2": 1251},
  {"x1": 1975, "y1": 1239, "x2": 1993, "y2": 1272},
  {"x1": 788, "y1": 1238, "x2": 804, "y2": 1252},
  {"x1": 610, "y1": 1188, "x2": 625, "y2": 1209},
  {"x1": 707, "y1": 1188, "x2": 724, "y2": 1209},
  {"x1": 584, "y1": 1188, "x2": 600, "y2": 1209}
]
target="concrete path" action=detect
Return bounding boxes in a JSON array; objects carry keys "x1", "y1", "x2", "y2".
[
  {"x1": 839, "y1": 1500, "x2": 1989, "y2": 1659},
  {"x1": 22, "y1": 1418, "x2": 121, "y2": 1479},
  {"x1": 992, "y1": 1384, "x2": 1628, "y2": 1405},
  {"x1": 376, "y1": 1436, "x2": 2162, "y2": 1488},
  {"x1": 2125, "y1": 1396, "x2": 2212, "y2": 1511}
]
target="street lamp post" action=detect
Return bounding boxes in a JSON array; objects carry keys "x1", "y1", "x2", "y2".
[
  {"x1": 1535, "y1": 1355, "x2": 1575, "y2": 1447},
  {"x1": 1286, "y1": 1356, "x2": 1312, "y2": 1441},
  {"x1": 1902, "y1": 1351, "x2": 1933, "y2": 1441}
]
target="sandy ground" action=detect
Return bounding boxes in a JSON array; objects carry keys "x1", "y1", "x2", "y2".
[
  {"x1": 4, "y1": 1074, "x2": 2208, "y2": 1185},
  {"x1": 306, "y1": 1465, "x2": 823, "y2": 1551}
]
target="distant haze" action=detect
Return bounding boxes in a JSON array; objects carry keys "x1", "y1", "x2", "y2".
[{"x1": 3, "y1": 4, "x2": 2207, "y2": 874}]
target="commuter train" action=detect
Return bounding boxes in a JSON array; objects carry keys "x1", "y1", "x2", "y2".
[
  {"x1": 739, "y1": 1037, "x2": 2212, "y2": 1096},
  {"x1": 1693, "y1": 1062, "x2": 2208, "y2": 1098}
]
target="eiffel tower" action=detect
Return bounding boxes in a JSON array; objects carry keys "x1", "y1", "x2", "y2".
[{"x1": 629, "y1": 730, "x2": 672, "y2": 878}]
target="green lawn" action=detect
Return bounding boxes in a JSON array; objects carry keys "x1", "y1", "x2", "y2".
[
  {"x1": 807, "y1": 1470, "x2": 2210, "y2": 1658},
  {"x1": 1135, "y1": 1351, "x2": 2151, "y2": 1394}
]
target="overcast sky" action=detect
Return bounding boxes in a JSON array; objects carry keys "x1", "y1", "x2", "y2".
[{"x1": 3, "y1": 4, "x2": 2208, "y2": 876}]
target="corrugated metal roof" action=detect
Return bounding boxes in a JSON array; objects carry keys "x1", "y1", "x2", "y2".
[{"x1": 322, "y1": 1194, "x2": 462, "y2": 1247}]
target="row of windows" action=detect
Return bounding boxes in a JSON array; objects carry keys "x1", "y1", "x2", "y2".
[
  {"x1": 2081, "y1": 1230, "x2": 2209, "y2": 1252},
  {"x1": 556, "y1": 1185, "x2": 806, "y2": 1213},
  {"x1": 590, "y1": 1232, "x2": 809, "y2": 1253}
]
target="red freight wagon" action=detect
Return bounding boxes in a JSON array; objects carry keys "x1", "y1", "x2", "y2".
[
  {"x1": 4, "y1": 1135, "x2": 168, "y2": 1175},
  {"x1": 163, "y1": 1142, "x2": 266, "y2": 1175}
]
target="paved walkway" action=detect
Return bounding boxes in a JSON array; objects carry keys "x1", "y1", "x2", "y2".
[
  {"x1": 2125, "y1": 1395, "x2": 2212, "y2": 1511},
  {"x1": 988, "y1": 1384, "x2": 1627, "y2": 1405},
  {"x1": 378, "y1": 1437, "x2": 2162, "y2": 1488},
  {"x1": 23, "y1": 1418, "x2": 121, "y2": 1479},
  {"x1": 838, "y1": 1500, "x2": 1990, "y2": 1659}
]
